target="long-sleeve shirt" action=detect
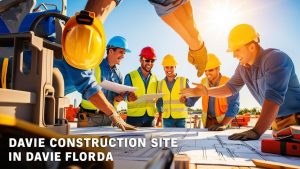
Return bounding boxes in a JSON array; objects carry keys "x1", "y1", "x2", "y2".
[
  {"x1": 226, "y1": 47, "x2": 300, "y2": 117},
  {"x1": 100, "y1": 58, "x2": 123, "y2": 105},
  {"x1": 59, "y1": 59, "x2": 102, "y2": 100},
  {"x1": 156, "y1": 76, "x2": 199, "y2": 112}
]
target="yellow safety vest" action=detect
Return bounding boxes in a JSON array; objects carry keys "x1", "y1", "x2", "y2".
[
  {"x1": 80, "y1": 66, "x2": 101, "y2": 110},
  {"x1": 127, "y1": 70, "x2": 158, "y2": 117},
  {"x1": 201, "y1": 76, "x2": 229, "y2": 127},
  {"x1": 158, "y1": 77, "x2": 188, "y2": 119}
]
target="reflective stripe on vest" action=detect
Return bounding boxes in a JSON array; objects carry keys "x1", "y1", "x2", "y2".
[
  {"x1": 127, "y1": 70, "x2": 158, "y2": 117},
  {"x1": 201, "y1": 76, "x2": 229, "y2": 127},
  {"x1": 159, "y1": 77, "x2": 188, "y2": 119},
  {"x1": 80, "y1": 66, "x2": 101, "y2": 110},
  {"x1": 1, "y1": 58, "x2": 9, "y2": 89}
]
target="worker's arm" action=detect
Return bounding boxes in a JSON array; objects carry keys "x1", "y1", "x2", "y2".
[
  {"x1": 184, "y1": 79, "x2": 200, "y2": 107},
  {"x1": 228, "y1": 99, "x2": 279, "y2": 140},
  {"x1": 123, "y1": 74, "x2": 138, "y2": 102},
  {"x1": 223, "y1": 93, "x2": 240, "y2": 125},
  {"x1": 89, "y1": 91, "x2": 116, "y2": 116},
  {"x1": 156, "y1": 98, "x2": 163, "y2": 127},
  {"x1": 253, "y1": 99, "x2": 279, "y2": 135},
  {"x1": 208, "y1": 92, "x2": 240, "y2": 131},
  {"x1": 204, "y1": 65, "x2": 245, "y2": 98},
  {"x1": 89, "y1": 91, "x2": 136, "y2": 131},
  {"x1": 180, "y1": 83, "x2": 233, "y2": 98},
  {"x1": 85, "y1": 0, "x2": 121, "y2": 22},
  {"x1": 62, "y1": 61, "x2": 135, "y2": 131},
  {"x1": 207, "y1": 84, "x2": 234, "y2": 97}
]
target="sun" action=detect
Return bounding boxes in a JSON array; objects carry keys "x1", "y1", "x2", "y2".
[
  {"x1": 195, "y1": 0, "x2": 247, "y2": 36},
  {"x1": 209, "y1": 4, "x2": 236, "y2": 28}
]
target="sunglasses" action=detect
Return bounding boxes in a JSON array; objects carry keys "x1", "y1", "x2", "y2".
[{"x1": 142, "y1": 58, "x2": 155, "y2": 63}]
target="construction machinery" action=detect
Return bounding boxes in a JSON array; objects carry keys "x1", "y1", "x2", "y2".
[
  {"x1": 0, "y1": 0, "x2": 69, "y2": 134},
  {"x1": 0, "y1": 1, "x2": 115, "y2": 168}
]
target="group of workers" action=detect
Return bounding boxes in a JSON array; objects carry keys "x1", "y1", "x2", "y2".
[{"x1": 60, "y1": 0, "x2": 300, "y2": 141}]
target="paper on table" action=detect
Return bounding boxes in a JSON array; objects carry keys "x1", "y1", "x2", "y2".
[
  {"x1": 99, "y1": 80, "x2": 137, "y2": 93},
  {"x1": 135, "y1": 93, "x2": 166, "y2": 103}
]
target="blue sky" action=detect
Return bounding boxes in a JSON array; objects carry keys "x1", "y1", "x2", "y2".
[{"x1": 37, "y1": 0, "x2": 300, "y2": 109}]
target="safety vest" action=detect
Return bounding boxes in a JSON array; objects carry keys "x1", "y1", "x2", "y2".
[
  {"x1": 201, "y1": 76, "x2": 229, "y2": 127},
  {"x1": 158, "y1": 77, "x2": 188, "y2": 119},
  {"x1": 1, "y1": 58, "x2": 9, "y2": 88},
  {"x1": 80, "y1": 66, "x2": 101, "y2": 110},
  {"x1": 127, "y1": 70, "x2": 158, "y2": 117}
]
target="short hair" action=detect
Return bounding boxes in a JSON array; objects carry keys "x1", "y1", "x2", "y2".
[{"x1": 106, "y1": 47, "x2": 117, "y2": 55}]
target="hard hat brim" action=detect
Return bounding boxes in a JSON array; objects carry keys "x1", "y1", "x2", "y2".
[{"x1": 125, "y1": 48, "x2": 131, "y2": 53}]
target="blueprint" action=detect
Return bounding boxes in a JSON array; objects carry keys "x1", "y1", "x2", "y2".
[
  {"x1": 99, "y1": 80, "x2": 137, "y2": 93},
  {"x1": 135, "y1": 93, "x2": 166, "y2": 103},
  {"x1": 70, "y1": 127, "x2": 300, "y2": 167}
]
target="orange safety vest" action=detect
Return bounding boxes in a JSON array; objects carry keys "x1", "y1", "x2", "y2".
[{"x1": 201, "y1": 76, "x2": 229, "y2": 127}]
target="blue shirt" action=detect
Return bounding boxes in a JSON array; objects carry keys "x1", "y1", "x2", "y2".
[
  {"x1": 156, "y1": 76, "x2": 199, "y2": 112},
  {"x1": 124, "y1": 67, "x2": 153, "y2": 89},
  {"x1": 226, "y1": 48, "x2": 300, "y2": 117},
  {"x1": 58, "y1": 59, "x2": 102, "y2": 100},
  {"x1": 100, "y1": 58, "x2": 123, "y2": 105},
  {"x1": 208, "y1": 94, "x2": 240, "y2": 118}
]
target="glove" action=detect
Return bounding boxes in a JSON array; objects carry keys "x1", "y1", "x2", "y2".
[
  {"x1": 179, "y1": 96, "x2": 187, "y2": 104},
  {"x1": 114, "y1": 92, "x2": 125, "y2": 102},
  {"x1": 109, "y1": 112, "x2": 137, "y2": 131},
  {"x1": 208, "y1": 123, "x2": 227, "y2": 131},
  {"x1": 128, "y1": 92, "x2": 137, "y2": 102},
  {"x1": 156, "y1": 113, "x2": 162, "y2": 127},
  {"x1": 228, "y1": 129, "x2": 260, "y2": 141},
  {"x1": 188, "y1": 43, "x2": 208, "y2": 77}
]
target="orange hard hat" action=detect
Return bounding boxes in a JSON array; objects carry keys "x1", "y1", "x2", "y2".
[{"x1": 139, "y1": 46, "x2": 156, "y2": 60}]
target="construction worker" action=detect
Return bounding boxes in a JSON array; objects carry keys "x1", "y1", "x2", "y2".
[
  {"x1": 62, "y1": 11, "x2": 136, "y2": 131},
  {"x1": 124, "y1": 46, "x2": 158, "y2": 127},
  {"x1": 156, "y1": 54, "x2": 198, "y2": 128},
  {"x1": 84, "y1": 0, "x2": 207, "y2": 77},
  {"x1": 78, "y1": 36, "x2": 131, "y2": 127},
  {"x1": 199, "y1": 54, "x2": 240, "y2": 131},
  {"x1": 180, "y1": 24, "x2": 300, "y2": 140}
]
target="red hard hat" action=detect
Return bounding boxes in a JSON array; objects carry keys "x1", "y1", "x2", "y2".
[{"x1": 139, "y1": 46, "x2": 156, "y2": 60}]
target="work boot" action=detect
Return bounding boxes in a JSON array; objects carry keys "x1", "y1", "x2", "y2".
[{"x1": 188, "y1": 43, "x2": 208, "y2": 77}]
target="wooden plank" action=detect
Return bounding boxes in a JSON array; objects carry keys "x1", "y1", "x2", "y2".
[{"x1": 252, "y1": 159, "x2": 300, "y2": 169}]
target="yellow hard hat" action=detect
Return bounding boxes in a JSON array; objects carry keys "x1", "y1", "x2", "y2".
[
  {"x1": 205, "y1": 53, "x2": 221, "y2": 70},
  {"x1": 62, "y1": 10, "x2": 106, "y2": 70},
  {"x1": 162, "y1": 54, "x2": 178, "y2": 66},
  {"x1": 227, "y1": 24, "x2": 259, "y2": 52}
]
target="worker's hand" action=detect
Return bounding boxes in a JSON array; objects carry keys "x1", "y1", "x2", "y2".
[
  {"x1": 208, "y1": 123, "x2": 227, "y2": 131},
  {"x1": 109, "y1": 112, "x2": 137, "y2": 131},
  {"x1": 127, "y1": 92, "x2": 137, "y2": 102},
  {"x1": 179, "y1": 96, "x2": 187, "y2": 104},
  {"x1": 228, "y1": 129, "x2": 260, "y2": 141},
  {"x1": 114, "y1": 92, "x2": 125, "y2": 102},
  {"x1": 156, "y1": 113, "x2": 162, "y2": 127},
  {"x1": 180, "y1": 84, "x2": 207, "y2": 97},
  {"x1": 188, "y1": 43, "x2": 208, "y2": 77}
]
